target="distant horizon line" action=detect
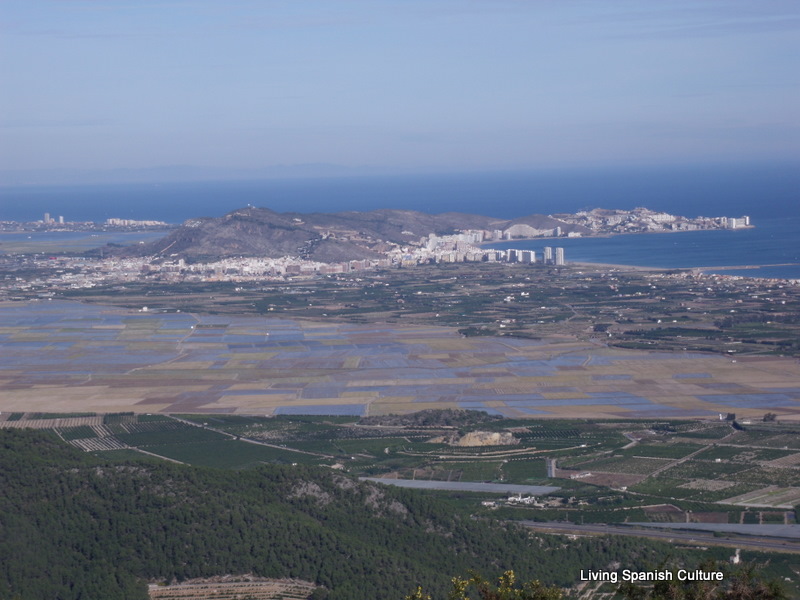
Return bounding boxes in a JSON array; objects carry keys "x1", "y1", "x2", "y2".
[{"x1": 1, "y1": 159, "x2": 798, "y2": 188}]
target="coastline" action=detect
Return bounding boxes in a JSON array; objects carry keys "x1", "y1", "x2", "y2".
[
  {"x1": 484, "y1": 220, "x2": 800, "y2": 281},
  {"x1": 480, "y1": 223, "x2": 756, "y2": 246},
  {"x1": 566, "y1": 261, "x2": 800, "y2": 282},
  {"x1": 567, "y1": 260, "x2": 666, "y2": 272},
  {"x1": 696, "y1": 263, "x2": 800, "y2": 272}
]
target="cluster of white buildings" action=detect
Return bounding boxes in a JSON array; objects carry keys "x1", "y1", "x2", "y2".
[
  {"x1": 146, "y1": 255, "x2": 395, "y2": 281},
  {"x1": 3, "y1": 214, "x2": 171, "y2": 232},
  {"x1": 142, "y1": 232, "x2": 567, "y2": 284},
  {"x1": 1, "y1": 226, "x2": 570, "y2": 295},
  {"x1": 556, "y1": 207, "x2": 751, "y2": 234},
  {"x1": 401, "y1": 231, "x2": 566, "y2": 266},
  {"x1": 395, "y1": 230, "x2": 565, "y2": 267},
  {"x1": 105, "y1": 218, "x2": 169, "y2": 227},
  {"x1": 42, "y1": 213, "x2": 65, "y2": 225},
  {"x1": 722, "y1": 216, "x2": 751, "y2": 229}
]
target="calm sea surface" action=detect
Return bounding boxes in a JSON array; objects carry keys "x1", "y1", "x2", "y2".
[
  {"x1": 488, "y1": 217, "x2": 800, "y2": 279},
  {"x1": 0, "y1": 230, "x2": 167, "y2": 254},
  {"x1": 1, "y1": 164, "x2": 798, "y2": 277}
]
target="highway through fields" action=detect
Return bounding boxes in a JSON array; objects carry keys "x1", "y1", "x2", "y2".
[{"x1": 519, "y1": 521, "x2": 800, "y2": 555}]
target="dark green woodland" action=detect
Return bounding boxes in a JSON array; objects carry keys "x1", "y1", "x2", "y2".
[{"x1": 0, "y1": 429, "x2": 764, "y2": 599}]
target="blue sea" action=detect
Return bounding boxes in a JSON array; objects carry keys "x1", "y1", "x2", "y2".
[
  {"x1": 488, "y1": 217, "x2": 800, "y2": 279},
  {"x1": 1, "y1": 163, "x2": 798, "y2": 278}
]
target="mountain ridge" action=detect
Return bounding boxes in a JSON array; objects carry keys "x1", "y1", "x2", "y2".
[{"x1": 119, "y1": 206, "x2": 587, "y2": 263}]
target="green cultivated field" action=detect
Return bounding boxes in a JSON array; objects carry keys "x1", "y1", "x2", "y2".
[
  {"x1": 144, "y1": 440, "x2": 322, "y2": 468},
  {"x1": 500, "y1": 458, "x2": 548, "y2": 483},
  {"x1": 5, "y1": 411, "x2": 799, "y2": 525},
  {"x1": 619, "y1": 442, "x2": 703, "y2": 459},
  {"x1": 115, "y1": 426, "x2": 228, "y2": 447}
]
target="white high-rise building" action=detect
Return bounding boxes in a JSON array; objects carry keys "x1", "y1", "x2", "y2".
[
  {"x1": 555, "y1": 247, "x2": 565, "y2": 266},
  {"x1": 543, "y1": 246, "x2": 553, "y2": 264}
]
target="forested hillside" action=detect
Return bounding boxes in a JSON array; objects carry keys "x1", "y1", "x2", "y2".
[{"x1": 0, "y1": 429, "x2": 694, "y2": 599}]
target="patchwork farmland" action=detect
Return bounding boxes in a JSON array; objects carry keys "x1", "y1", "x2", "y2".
[
  {"x1": 2, "y1": 301, "x2": 800, "y2": 420},
  {"x1": 1, "y1": 300, "x2": 799, "y2": 530}
]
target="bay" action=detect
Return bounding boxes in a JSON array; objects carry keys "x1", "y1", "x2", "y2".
[
  {"x1": 488, "y1": 216, "x2": 800, "y2": 280},
  {"x1": 1, "y1": 163, "x2": 798, "y2": 277},
  {"x1": 0, "y1": 230, "x2": 168, "y2": 254}
]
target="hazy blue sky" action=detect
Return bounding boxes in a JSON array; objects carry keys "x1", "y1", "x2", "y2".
[{"x1": 2, "y1": 0, "x2": 798, "y2": 176}]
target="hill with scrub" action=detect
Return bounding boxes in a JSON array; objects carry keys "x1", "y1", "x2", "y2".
[
  {"x1": 2, "y1": 428, "x2": 674, "y2": 600},
  {"x1": 113, "y1": 206, "x2": 588, "y2": 263}
]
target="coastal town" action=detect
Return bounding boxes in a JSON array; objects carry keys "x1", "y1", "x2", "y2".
[
  {"x1": 0, "y1": 215, "x2": 170, "y2": 232},
  {"x1": 0, "y1": 207, "x2": 757, "y2": 296}
]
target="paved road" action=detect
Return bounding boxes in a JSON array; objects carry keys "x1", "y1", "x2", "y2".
[{"x1": 519, "y1": 521, "x2": 800, "y2": 554}]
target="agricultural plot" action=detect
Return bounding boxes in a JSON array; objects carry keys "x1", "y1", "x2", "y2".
[
  {"x1": 514, "y1": 440, "x2": 590, "y2": 450},
  {"x1": 148, "y1": 577, "x2": 317, "y2": 600},
  {"x1": 658, "y1": 460, "x2": 752, "y2": 479},
  {"x1": 627, "y1": 474, "x2": 765, "y2": 504},
  {"x1": 643, "y1": 505, "x2": 688, "y2": 523},
  {"x1": 763, "y1": 511, "x2": 788, "y2": 523},
  {"x1": 756, "y1": 434, "x2": 800, "y2": 450},
  {"x1": 743, "y1": 512, "x2": 760, "y2": 523},
  {"x1": 694, "y1": 446, "x2": 797, "y2": 462},
  {"x1": 675, "y1": 425, "x2": 734, "y2": 440},
  {"x1": 2, "y1": 413, "x2": 325, "y2": 469},
  {"x1": 570, "y1": 455, "x2": 671, "y2": 475},
  {"x1": 768, "y1": 452, "x2": 800, "y2": 467},
  {"x1": 143, "y1": 440, "x2": 321, "y2": 469},
  {"x1": 58, "y1": 425, "x2": 97, "y2": 441},
  {"x1": 523, "y1": 428, "x2": 583, "y2": 440},
  {"x1": 630, "y1": 477, "x2": 703, "y2": 500},
  {"x1": 719, "y1": 486, "x2": 800, "y2": 509},
  {"x1": 724, "y1": 430, "x2": 784, "y2": 445},
  {"x1": 2, "y1": 300, "x2": 800, "y2": 420},
  {"x1": 325, "y1": 437, "x2": 409, "y2": 455},
  {"x1": 619, "y1": 442, "x2": 703, "y2": 459},
  {"x1": 433, "y1": 460, "x2": 504, "y2": 482},
  {"x1": 115, "y1": 426, "x2": 228, "y2": 447},
  {"x1": 500, "y1": 458, "x2": 548, "y2": 483},
  {"x1": 683, "y1": 483, "x2": 764, "y2": 504},
  {"x1": 724, "y1": 466, "x2": 800, "y2": 487},
  {"x1": 27, "y1": 412, "x2": 96, "y2": 419},
  {"x1": 175, "y1": 414, "x2": 275, "y2": 429},
  {"x1": 0, "y1": 414, "x2": 104, "y2": 429}
]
